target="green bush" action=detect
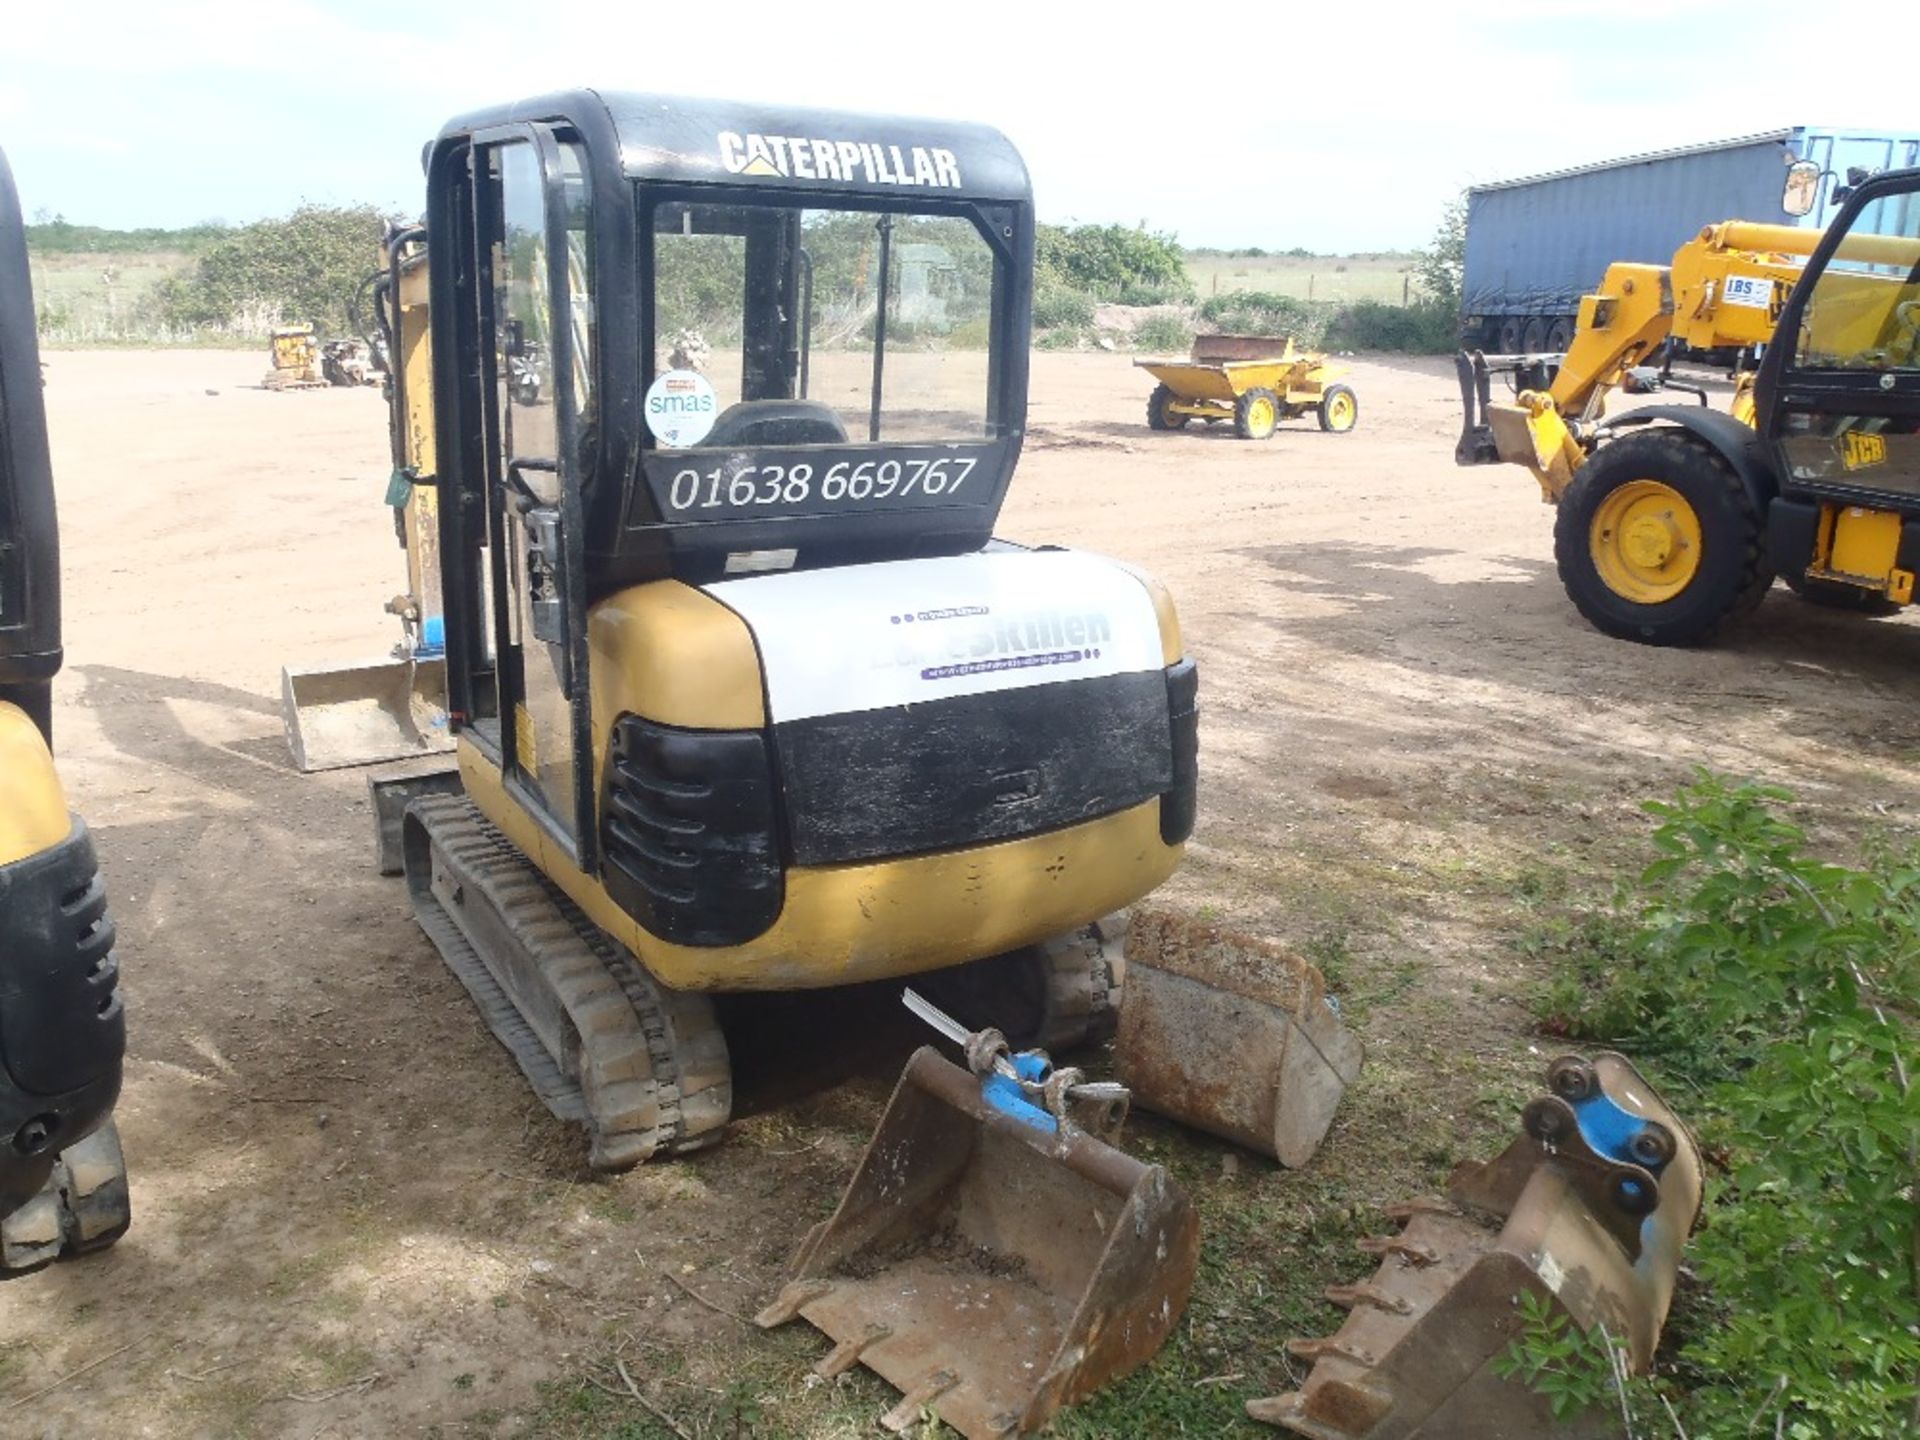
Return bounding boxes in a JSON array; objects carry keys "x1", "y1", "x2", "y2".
[
  {"x1": 1195, "y1": 290, "x2": 1329, "y2": 342},
  {"x1": 1034, "y1": 325, "x2": 1088, "y2": 351},
  {"x1": 1521, "y1": 773, "x2": 1919, "y2": 1439},
  {"x1": 151, "y1": 204, "x2": 390, "y2": 336},
  {"x1": 1131, "y1": 313, "x2": 1192, "y2": 354},
  {"x1": 1031, "y1": 284, "x2": 1095, "y2": 331},
  {"x1": 1321, "y1": 299, "x2": 1457, "y2": 353},
  {"x1": 1037, "y1": 223, "x2": 1194, "y2": 303}
]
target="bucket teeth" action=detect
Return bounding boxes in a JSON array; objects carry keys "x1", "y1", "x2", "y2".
[
  {"x1": 1323, "y1": 1282, "x2": 1412, "y2": 1315},
  {"x1": 879, "y1": 1369, "x2": 958, "y2": 1434},
  {"x1": 1286, "y1": 1337, "x2": 1377, "y2": 1366},
  {"x1": 1381, "y1": 1197, "x2": 1458, "y2": 1221},
  {"x1": 1355, "y1": 1235, "x2": 1438, "y2": 1265},
  {"x1": 814, "y1": 1323, "x2": 890, "y2": 1379},
  {"x1": 753, "y1": 1278, "x2": 833, "y2": 1329}
]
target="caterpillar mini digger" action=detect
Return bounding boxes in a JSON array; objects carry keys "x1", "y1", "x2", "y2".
[
  {"x1": 1457, "y1": 159, "x2": 1920, "y2": 644},
  {"x1": 327, "y1": 93, "x2": 1198, "y2": 1171},
  {"x1": 0, "y1": 146, "x2": 131, "y2": 1270}
]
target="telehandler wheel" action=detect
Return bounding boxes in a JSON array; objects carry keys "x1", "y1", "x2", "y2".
[
  {"x1": 1782, "y1": 571, "x2": 1903, "y2": 616},
  {"x1": 1317, "y1": 384, "x2": 1359, "y2": 434},
  {"x1": 1234, "y1": 387, "x2": 1281, "y2": 440},
  {"x1": 1553, "y1": 431, "x2": 1772, "y2": 645},
  {"x1": 1146, "y1": 384, "x2": 1190, "y2": 431}
]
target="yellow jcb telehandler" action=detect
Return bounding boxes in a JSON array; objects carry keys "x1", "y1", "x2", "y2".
[
  {"x1": 1456, "y1": 159, "x2": 1920, "y2": 644},
  {"x1": 0, "y1": 145, "x2": 131, "y2": 1272}
]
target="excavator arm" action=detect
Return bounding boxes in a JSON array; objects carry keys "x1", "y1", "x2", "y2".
[{"x1": 1456, "y1": 225, "x2": 1818, "y2": 500}]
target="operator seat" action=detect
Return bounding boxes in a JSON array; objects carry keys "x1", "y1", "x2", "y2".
[{"x1": 703, "y1": 399, "x2": 849, "y2": 448}]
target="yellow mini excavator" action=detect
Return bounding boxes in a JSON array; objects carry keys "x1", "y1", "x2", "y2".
[
  {"x1": 0, "y1": 146, "x2": 131, "y2": 1270},
  {"x1": 318, "y1": 93, "x2": 1198, "y2": 1171},
  {"x1": 1457, "y1": 160, "x2": 1920, "y2": 644}
]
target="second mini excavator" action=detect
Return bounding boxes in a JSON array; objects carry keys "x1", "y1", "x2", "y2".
[{"x1": 298, "y1": 92, "x2": 1199, "y2": 1170}]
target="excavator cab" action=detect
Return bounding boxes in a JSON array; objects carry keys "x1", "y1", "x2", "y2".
[
  {"x1": 368, "y1": 93, "x2": 1196, "y2": 1171},
  {"x1": 0, "y1": 145, "x2": 130, "y2": 1271}
]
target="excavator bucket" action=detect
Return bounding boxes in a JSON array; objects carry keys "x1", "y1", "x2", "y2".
[
  {"x1": 757, "y1": 1040, "x2": 1199, "y2": 1439},
  {"x1": 1247, "y1": 1051, "x2": 1702, "y2": 1440},
  {"x1": 1114, "y1": 910, "x2": 1362, "y2": 1167},
  {"x1": 279, "y1": 655, "x2": 452, "y2": 773}
]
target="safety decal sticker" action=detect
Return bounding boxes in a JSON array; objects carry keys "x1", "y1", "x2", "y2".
[{"x1": 644, "y1": 368, "x2": 717, "y2": 448}]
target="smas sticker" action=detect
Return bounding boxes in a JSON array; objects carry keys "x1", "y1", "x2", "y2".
[{"x1": 645, "y1": 368, "x2": 718, "y2": 448}]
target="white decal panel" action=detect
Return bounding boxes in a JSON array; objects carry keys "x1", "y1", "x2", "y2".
[
  {"x1": 718, "y1": 131, "x2": 963, "y2": 189},
  {"x1": 1722, "y1": 273, "x2": 1774, "y2": 310},
  {"x1": 705, "y1": 550, "x2": 1165, "y2": 722}
]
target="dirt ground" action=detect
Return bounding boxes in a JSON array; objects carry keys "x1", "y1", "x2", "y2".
[{"x1": 7, "y1": 349, "x2": 1920, "y2": 1439}]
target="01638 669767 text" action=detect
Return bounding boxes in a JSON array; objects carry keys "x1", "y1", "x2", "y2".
[{"x1": 662, "y1": 455, "x2": 979, "y2": 513}]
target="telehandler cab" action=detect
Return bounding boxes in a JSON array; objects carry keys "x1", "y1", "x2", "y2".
[
  {"x1": 1457, "y1": 160, "x2": 1920, "y2": 644},
  {"x1": 0, "y1": 146, "x2": 131, "y2": 1271},
  {"x1": 320, "y1": 93, "x2": 1200, "y2": 1172}
]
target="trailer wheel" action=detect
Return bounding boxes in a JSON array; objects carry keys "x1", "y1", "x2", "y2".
[
  {"x1": 1317, "y1": 384, "x2": 1359, "y2": 434},
  {"x1": 1782, "y1": 571, "x2": 1903, "y2": 616},
  {"x1": 1544, "y1": 316, "x2": 1574, "y2": 353},
  {"x1": 1234, "y1": 387, "x2": 1281, "y2": 440},
  {"x1": 1521, "y1": 316, "x2": 1548, "y2": 353},
  {"x1": 1146, "y1": 384, "x2": 1190, "y2": 431},
  {"x1": 1553, "y1": 431, "x2": 1771, "y2": 645},
  {"x1": 1496, "y1": 316, "x2": 1524, "y2": 352}
]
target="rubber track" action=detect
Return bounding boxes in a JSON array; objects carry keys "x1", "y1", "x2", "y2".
[
  {"x1": 0, "y1": 1121, "x2": 130, "y2": 1271},
  {"x1": 1034, "y1": 914, "x2": 1124, "y2": 1051},
  {"x1": 406, "y1": 797, "x2": 730, "y2": 1170}
]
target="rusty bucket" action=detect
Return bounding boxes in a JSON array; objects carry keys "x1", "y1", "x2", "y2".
[
  {"x1": 1247, "y1": 1051, "x2": 1702, "y2": 1439},
  {"x1": 757, "y1": 1044, "x2": 1198, "y2": 1438},
  {"x1": 1114, "y1": 910, "x2": 1362, "y2": 1167}
]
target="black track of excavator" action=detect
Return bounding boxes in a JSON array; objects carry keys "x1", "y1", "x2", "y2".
[{"x1": 400, "y1": 796, "x2": 731, "y2": 1169}]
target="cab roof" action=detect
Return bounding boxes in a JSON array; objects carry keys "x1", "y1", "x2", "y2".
[{"x1": 437, "y1": 89, "x2": 1032, "y2": 204}]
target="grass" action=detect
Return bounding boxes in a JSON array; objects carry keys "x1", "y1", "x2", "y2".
[
  {"x1": 28, "y1": 249, "x2": 195, "y2": 342},
  {"x1": 1184, "y1": 253, "x2": 1417, "y2": 307}
]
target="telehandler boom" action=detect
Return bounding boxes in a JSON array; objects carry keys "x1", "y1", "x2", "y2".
[{"x1": 1457, "y1": 161, "x2": 1920, "y2": 644}]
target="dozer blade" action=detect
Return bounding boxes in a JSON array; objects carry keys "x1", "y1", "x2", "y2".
[
  {"x1": 757, "y1": 1045, "x2": 1199, "y2": 1438},
  {"x1": 1247, "y1": 1052, "x2": 1702, "y2": 1439},
  {"x1": 1114, "y1": 910, "x2": 1362, "y2": 1167},
  {"x1": 399, "y1": 795, "x2": 730, "y2": 1169},
  {"x1": 280, "y1": 655, "x2": 453, "y2": 773}
]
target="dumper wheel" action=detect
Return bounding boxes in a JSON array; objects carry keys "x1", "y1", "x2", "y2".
[
  {"x1": 1317, "y1": 384, "x2": 1359, "y2": 434},
  {"x1": 1146, "y1": 384, "x2": 1190, "y2": 431},
  {"x1": 1782, "y1": 571, "x2": 1903, "y2": 616},
  {"x1": 1234, "y1": 388, "x2": 1281, "y2": 441},
  {"x1": 1554, "y1": 431, "x2": 1771, "y2": 645}
]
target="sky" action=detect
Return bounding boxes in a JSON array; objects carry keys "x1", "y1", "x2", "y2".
[{"x1": 2, "y1": 0, "x2": 1916, "y2": 252}]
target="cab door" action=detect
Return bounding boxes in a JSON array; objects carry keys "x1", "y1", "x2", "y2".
[{"x1": 475, "y1": 128, "x2": 598, "y2": 861}]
